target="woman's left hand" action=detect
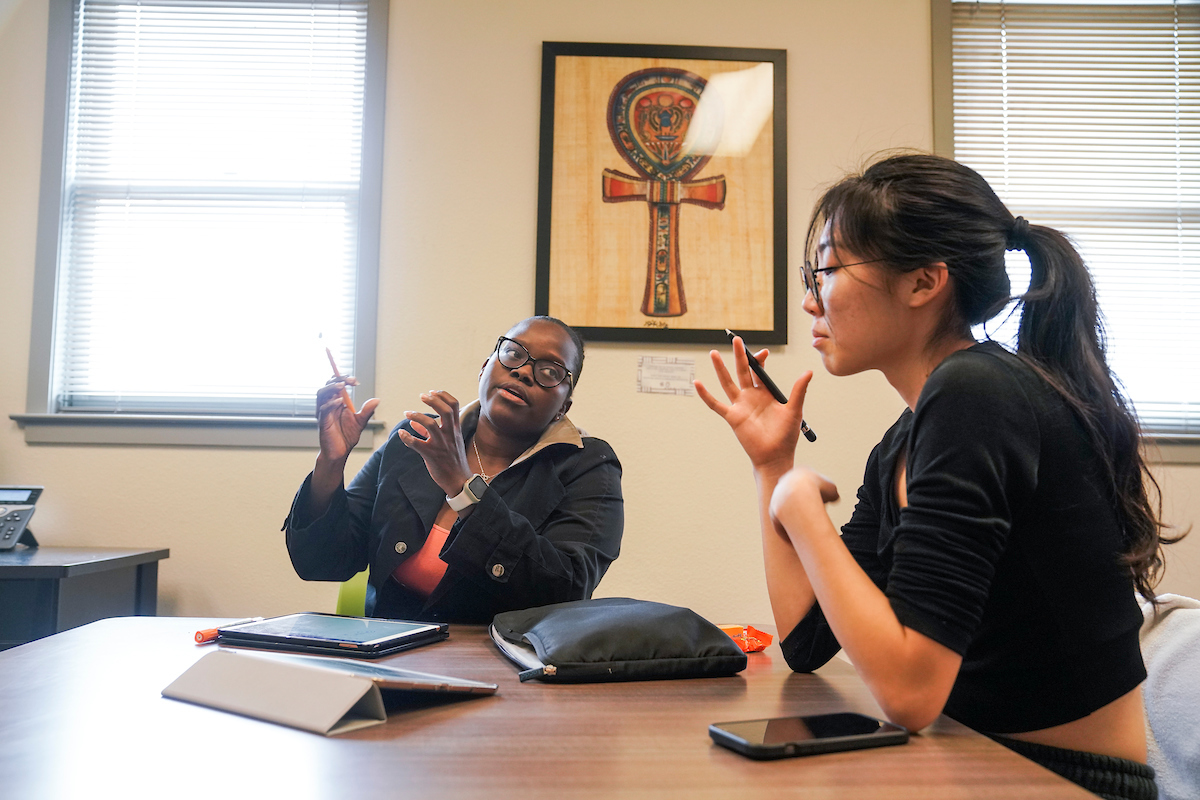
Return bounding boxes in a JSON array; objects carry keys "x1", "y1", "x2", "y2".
[
  {"x1": 695, "y1": 336, "x2": 812, "y2": 477},
  {"x1": 769, "y1": 467, "x2": 840, "y2": 531},
  {"x1": 396, "y1": 390, "x2": 474, "y2": 497}
]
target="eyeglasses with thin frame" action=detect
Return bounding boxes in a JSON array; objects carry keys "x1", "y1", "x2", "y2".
[
  {"x1": 801, "y1": 257, "x2": 887, "y2": 314},
  {"x1": 494, "y1": 337, "x2": 573, "y2": 389}
]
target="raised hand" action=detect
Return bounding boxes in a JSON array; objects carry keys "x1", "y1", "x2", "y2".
[
  {"x1": 396, "y1": 390, "x2": 474, "y2": 498},
  {"x1": 308, "y1": 377, "x2": 380, "y2": 518},
  {"x1": 694, "y1": 335, "x2": 812, "y2": 476},
  {"x1": 316, "y1": 377, "x2": 380, "y2": 464}
]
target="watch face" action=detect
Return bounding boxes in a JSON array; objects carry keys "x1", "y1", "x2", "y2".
[{"x1": 467, "y1": 475, "x2": 489, "y2": 502}]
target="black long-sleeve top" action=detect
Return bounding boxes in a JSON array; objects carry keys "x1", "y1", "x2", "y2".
[
  {"x1": 781, "y1": 341, "x2": 1146, "y2": 734},
  {"x1": 284, "y1": 404, "x2": 624, "y2": 624}
]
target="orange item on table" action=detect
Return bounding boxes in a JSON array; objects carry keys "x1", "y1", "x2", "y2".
[{"x1": 718, "y1": 625, "x2": 773, "y2": 653}]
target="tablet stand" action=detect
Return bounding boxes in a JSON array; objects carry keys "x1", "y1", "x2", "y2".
[{"x1": 163, "y1": 650, "x2": 387, "y2": 735}]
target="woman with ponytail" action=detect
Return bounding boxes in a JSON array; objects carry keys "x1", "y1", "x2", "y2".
[{"x1": 698, "y1": 153, "x2": 1174, "y2": 800}]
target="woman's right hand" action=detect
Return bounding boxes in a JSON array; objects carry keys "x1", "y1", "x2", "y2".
[
  {"x1": 316, "y1": 378, "x2": 380, "y2": 464},
  {"x1": 694, "y1": 336, "x2": 812, "y2": 477},
  {"x1": 308, "y1": 378, "x2": 380, "y2": 518}
]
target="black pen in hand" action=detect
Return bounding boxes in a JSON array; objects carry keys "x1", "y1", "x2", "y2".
[{"x1": 725, "y1": 329, "x2": 817, "y2": 442}]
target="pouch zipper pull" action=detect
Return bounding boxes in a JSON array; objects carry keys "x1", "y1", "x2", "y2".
[{"x1": 518, "y1": 664, "x2": 557, "y2": 682}]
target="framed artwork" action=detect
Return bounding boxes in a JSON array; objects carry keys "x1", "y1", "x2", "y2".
[{"x1": 534, "y1": 42, "x2": 787, "y2": 344}]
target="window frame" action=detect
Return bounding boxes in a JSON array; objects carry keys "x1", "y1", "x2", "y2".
[
  {"x1": 13, "y1": 0, "x2": 388, "y2": 447},
  {"x1": 930, "y1": 0, "x2": 1200, "y2": 464}
]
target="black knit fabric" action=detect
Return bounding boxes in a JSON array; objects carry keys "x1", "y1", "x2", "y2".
[
  {"x1": 781, "y1": 342, "x2": 1146, "y2": 733},
  {"x1": 988, "y1": 735, "x2": 1157, "y2": 800}
]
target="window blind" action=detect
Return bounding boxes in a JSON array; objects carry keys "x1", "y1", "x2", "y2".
[
  {"x1": 952, "y1": 1, "x2": 1199, "y2": 436},
  {"x1": 55, "y1": 0, "x2": 368, "y2": 416}
]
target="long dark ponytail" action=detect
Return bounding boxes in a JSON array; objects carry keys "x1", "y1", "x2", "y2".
[{"x1": 805, "y1": 152, "x2": 1181, "y2": 602}]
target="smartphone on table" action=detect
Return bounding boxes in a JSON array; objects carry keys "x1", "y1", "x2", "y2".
[{"x1": 709, "y1": 712, "x2": 909, "y2": 760}]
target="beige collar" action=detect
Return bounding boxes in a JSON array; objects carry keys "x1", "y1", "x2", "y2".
[{"x1": 459, "y1": 399, "x2": 583, "y2": 473}]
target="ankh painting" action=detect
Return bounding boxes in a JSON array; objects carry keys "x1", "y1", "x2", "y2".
[{"x1": 535, "y1": 42, "x2": 788, "y2": 344}]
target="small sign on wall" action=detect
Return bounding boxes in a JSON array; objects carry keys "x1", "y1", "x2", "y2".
[{"x1": 637, "y1": 356, "x2": 695, "y2": 396}]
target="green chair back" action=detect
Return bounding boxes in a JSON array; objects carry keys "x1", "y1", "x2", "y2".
[{"x1": 336, "y1": 569, "x2": 369, "y2": 617}]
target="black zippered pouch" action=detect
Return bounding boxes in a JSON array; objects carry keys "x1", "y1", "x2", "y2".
[{"x1": 490, "y1": 597, "x2": 747, "y2": 682}]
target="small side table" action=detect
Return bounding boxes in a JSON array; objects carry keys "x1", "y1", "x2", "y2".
[{"x1": 0, "y1": 547, "x2": 169, "y2": 650}]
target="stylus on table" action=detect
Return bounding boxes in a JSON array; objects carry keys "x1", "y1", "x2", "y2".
[
  {"x1": 194, "y1": 617, "x2": 264, "y2": 644},
  {"x1": 325, "y1": 347, "x2": 357, "y2": 414},
  {"x1": 725, "y1": 329, "x2": 817, "y2": 443}
]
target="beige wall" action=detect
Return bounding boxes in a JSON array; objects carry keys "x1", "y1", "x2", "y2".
[{"x1": 2, "y1": 0, "x2": 1197, "y2": 625}]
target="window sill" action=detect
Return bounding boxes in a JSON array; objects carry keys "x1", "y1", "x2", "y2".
[{"x1": 10, "y1": 413, "x2": 387, "y2": 448}]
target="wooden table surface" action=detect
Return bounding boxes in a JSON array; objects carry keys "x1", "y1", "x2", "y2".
[{"x1": 0, "y1": 616, "x2": 1093, "y2": 799}]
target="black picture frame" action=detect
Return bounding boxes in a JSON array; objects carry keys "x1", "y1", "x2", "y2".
[{"x1": 534, "y1": 41, "x2": 788, "y2": 345}]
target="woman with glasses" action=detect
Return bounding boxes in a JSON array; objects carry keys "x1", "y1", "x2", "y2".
[
  {"x1": 698, "y1": 154, "x2": 1172, "y2": 800},
  {"x1": 285, "y1": 316, "x2": 624, "y2": 624}
]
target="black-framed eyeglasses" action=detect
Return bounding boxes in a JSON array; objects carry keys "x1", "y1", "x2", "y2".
[
  {"x1": 801, "y1": 257, "x2": 886, "y2": 314},
  {"x1": 494, "y1": 337, "x2": 574, "y2": 389}
]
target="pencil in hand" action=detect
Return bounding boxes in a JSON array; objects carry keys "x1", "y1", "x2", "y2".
[{"x1": 325, "y1": 347, "x2": 357, "y2": 414}]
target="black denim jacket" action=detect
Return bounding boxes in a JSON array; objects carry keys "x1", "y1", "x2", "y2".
[{"x1": 285, "y1": 404, "x2": 624, "y2": 624}]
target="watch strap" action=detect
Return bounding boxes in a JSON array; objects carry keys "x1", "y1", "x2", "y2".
[{"x1": 447, "y1": 475, "x2": 486, "y2": 511}]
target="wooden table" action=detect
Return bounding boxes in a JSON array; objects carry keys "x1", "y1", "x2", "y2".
[
  {"x1": 0, "y1": 547, "x2": 169, "y2": 649},
  {"x1": 0, "y1": 616, "x2": 1092, "y2": 799}
]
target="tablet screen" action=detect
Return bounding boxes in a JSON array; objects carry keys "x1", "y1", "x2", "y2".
[{"x1": 224, "y1": 614, "x2": 438, "y2": 646}]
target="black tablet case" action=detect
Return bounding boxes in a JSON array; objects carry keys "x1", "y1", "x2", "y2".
[
  {"x1": 491, "y1": 597, "x2": 747, "y2": 682},
  {"x1": 217, "y1": 614, "x2": 448, "y2": 659}
]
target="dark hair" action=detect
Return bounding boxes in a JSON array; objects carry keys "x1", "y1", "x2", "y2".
[
  {"x1": 805, "y1": 152, "x2": 1182, "y2": 602},
  {"x1": 510, "y1": 315, "x2": 586, "y2": 390}
]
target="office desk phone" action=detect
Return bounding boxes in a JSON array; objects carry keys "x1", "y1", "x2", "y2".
[{"x1": 0, "y1": 485, "x2": 42, "y2": 550}]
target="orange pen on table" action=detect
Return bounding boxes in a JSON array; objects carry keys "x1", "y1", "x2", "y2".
[
  {"x1": 325, "y1": 347, "x2": 357, "y2": 414},
  {"x1": 194, "y1": 617, "x2": 264, "y2": 644}
]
